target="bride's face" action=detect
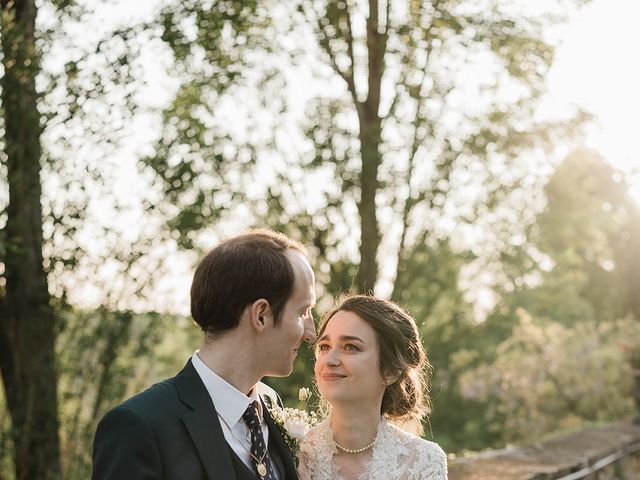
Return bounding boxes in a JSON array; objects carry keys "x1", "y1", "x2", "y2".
[{"x1": 314, "y1": 310, "x2": 387, "y2": 408}]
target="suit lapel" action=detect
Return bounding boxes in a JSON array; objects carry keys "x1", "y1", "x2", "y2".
[
  {"x1": 175, "y1": 360, "x2": 236, "y2": 480},
  {"x1": 262, "y1": 398, "x2": 298, "y2": 479}
]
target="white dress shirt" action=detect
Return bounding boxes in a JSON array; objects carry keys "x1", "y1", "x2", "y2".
[{"x1": 191, "y1": 352, "x2": 281, "y2": 479}]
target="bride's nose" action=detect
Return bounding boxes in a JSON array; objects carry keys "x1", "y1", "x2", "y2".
[{"x1": 326, "y1": 348, "x2": 341, "y2": 367}]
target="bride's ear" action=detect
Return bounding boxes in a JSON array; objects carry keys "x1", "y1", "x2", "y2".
[{"x1": 383, "y1": 370, "x2": 401, "y2": 386}]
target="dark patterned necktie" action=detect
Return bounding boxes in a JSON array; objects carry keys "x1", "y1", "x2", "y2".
[{"x1": 242, "y1": 401, "x2": 277, "y2": 479}]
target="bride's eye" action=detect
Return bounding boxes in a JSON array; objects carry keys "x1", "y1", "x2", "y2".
[
  {"x1": 317, "y1": 343, "x2": 330, "y2": 351},
  {"x1": 344, "y1": 344, "x2": 360, "y2": 352}
]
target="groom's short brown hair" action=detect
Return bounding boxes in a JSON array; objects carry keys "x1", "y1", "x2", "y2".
[{"x1": 190, "y1": 229, "x2": 307, "y2": 335}]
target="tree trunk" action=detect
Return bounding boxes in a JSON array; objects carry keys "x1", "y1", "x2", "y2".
[
  {"x1": 355, "y1": 111, "x2": 382, "y2": 293},
  {"x1": 0, "y1": 1, "x2": 62, "y2": 479},
  {"x1": 354, "y1": 0, "x2": 385, "y2": 293}
]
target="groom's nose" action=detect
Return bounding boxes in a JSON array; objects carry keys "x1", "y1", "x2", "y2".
[{"x1": 302, "y1": 314, "x2": 316, "y2": 343}]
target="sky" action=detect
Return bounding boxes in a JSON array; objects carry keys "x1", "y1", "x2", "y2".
[{"x1": 547, "y1": 0, "x2": 640, "y2": 201}]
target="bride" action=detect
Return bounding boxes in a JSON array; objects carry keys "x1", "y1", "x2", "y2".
[{"x1": 298, "y1": 295, "x2": 447, "y2": 480}]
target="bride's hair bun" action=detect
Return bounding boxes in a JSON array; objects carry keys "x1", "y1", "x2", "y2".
[{"x1": 319, "y1": 295, "x2": 431, "y2": 431}]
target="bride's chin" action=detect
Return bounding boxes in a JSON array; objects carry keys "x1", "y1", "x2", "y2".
[
  {"x1": 318, "y1": 390, "x2": 350, "y2": 405},
  {"x1": 317, "y1": 388, "x2": 338, "y2": 402}
]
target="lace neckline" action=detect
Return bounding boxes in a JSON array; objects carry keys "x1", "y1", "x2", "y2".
[
  {"x1": 301, "y1": 414, "x2": 447, "y2": 480},
  {"x1": 315, "y1": 416, "x2": 393, "y2": 480}
]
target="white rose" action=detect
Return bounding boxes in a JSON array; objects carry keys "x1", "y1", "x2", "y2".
[
  {"x1": 284, "y1": 418, "x2": 310, "y2": 440},
  {"x1": 298, "y1": 388, "x2": 310, "y2": 402}
]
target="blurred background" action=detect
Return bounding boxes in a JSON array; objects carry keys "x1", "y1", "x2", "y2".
[{"x1": 1, "y1": 0, "x2": 639, "y2": 479}]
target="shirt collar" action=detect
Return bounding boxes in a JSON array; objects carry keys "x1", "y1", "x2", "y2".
[{"x1": 191, "y1": 352, "x2": 263, "y2": 427}]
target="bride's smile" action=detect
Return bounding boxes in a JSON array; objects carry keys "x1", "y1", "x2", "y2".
[{"x1": 320, "y1": 373, "x2": 347, "y2": 381}]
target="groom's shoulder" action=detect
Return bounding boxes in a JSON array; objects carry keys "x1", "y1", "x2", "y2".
[
  {"x1": 94, "y1": 376, "x2": 179, "y2": 445},
  {"x1": 102, "y1": 362, "x2": 193, "y2": 422},
  {"x1": 102, "y1": 376, "x2": 177, "y2": 426},
  {"x1": 124, "y1": 377, "x2": 177, "y2": 409}
]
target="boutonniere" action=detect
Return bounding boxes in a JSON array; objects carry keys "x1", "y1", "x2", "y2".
[{"x1": 269, "y1": 388, "x2": 318, "y2": 462}]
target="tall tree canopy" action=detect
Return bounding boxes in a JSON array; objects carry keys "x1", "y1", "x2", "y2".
[{"x1": 146, "y1": 0, "x2": 588, "y2": 298}]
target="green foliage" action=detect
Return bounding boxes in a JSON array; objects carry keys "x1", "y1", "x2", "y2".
[
  {"x1": 143, "y1": 0, "x2": 275, "y2": 249},
  {"x1": 1, "y1": 6, "x2": 189, "y2": 474},
  {"x1": 490, "y1": 149, "x2": 640, "y2": 331},
  {"x1": 0, "y1": 306, "x2": 178, "y2": 480},
  {"x1": 55, "y1": 305, "x2": 193, "y2": 479},
  {"x1": 6, "y1": 1, "x2": 627, "y2": 475},
  {"x1": 460, "y1": 314, "x2": 638, "y2": 444},
  {"x1": 0, "y1": 0, "x2": 168, "y2": 308}
]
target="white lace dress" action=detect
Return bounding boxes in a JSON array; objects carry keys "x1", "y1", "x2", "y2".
[{"x1": 298, "y1": 417, "x2": 447, "y2": 480}]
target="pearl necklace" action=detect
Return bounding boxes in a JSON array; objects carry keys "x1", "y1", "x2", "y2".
[{"x1": 334, "y1": 438, "x2": 376, "y2": 454}]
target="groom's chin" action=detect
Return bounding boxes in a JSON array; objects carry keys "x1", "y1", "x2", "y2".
[{"x1": 266, "y1": 364, "x2": 295, "y2": 378}]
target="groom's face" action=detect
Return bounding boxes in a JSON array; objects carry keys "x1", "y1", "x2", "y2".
[{"x1": 262, "y1": 250, "x2": 316, "y2": 376}]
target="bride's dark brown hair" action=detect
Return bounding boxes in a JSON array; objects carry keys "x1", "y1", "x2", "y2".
[{"x1": 316, "y1": 295, "x2": 431, "y2": 431}]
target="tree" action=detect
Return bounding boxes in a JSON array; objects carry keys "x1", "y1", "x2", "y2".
[
  {"x1": 488, "y1": 149, "x2": 640, "y2": 331},
  {"x1": 536, "y1": 149, "x2": 640, "y2": 321},
  {"x1": 1, "y1": 1, "x2": 167, "y2": 477},
  {"x1": 142, "y1": 1, "x2": 591, "y2": 449},
  {"x1": 0, "y1": 1, "x2": 62, "y2": 478},
  {"x1": 146, "y1": 0, "x2": 589, "y2": 296}
]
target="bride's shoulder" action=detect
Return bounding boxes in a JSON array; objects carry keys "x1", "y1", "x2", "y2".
[
  {"x1": 385, "y1": 421, "x2": 447, "y2": 464},
  {"x1": 374, "y1": 420, "x2": 447, "y2": 479}
]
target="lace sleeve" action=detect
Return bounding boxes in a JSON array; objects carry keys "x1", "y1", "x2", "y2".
[{"x1": 408, "y1": 439, "x2": 448, "y2": 480}]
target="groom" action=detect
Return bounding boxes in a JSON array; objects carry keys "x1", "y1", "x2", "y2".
[{"x1": 92, "y1": 229, "x2": 317, "y2": 479}]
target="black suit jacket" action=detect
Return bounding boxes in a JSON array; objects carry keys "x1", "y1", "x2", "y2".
[{"x1": 92, "y1": 360, "x2": 298, "y2": 480}]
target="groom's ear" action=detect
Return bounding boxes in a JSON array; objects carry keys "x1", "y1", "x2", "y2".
[{"x1": 248, "y1": 299, "x2": 273, "y2": 332}]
